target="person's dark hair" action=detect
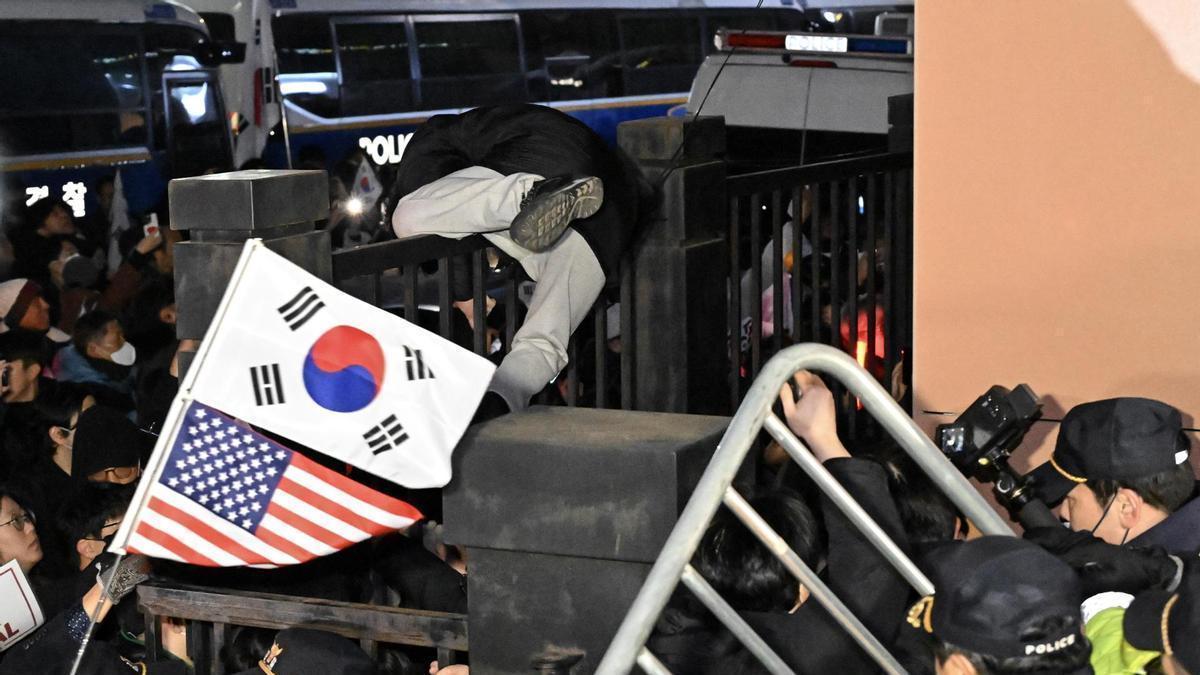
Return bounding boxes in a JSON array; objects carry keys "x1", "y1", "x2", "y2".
[
  {"x1": 1086, "y1": 437, "x2": 1195, "y2": 513},
  {"x1": 24, "y1": 199, "x2": 70, "y2": 232},
  {"x1": 0, "y1": 329, "x2": 49, "y2": 367},
  {"x1": 885, "y1": 456, "x2": 966, "y2": 545},
  {"x1": 0, "y1": 484, "x2": 34, "y2": 523},
  {"x1": 221, "y1": 626, "x2": 277, "y2": 672},
  {"x1": 72, "y1": 309, "x2": 118, "y2": 355},
  {"x1": 932, "y1": 615, "x2": 1091, "y2": 674},
  {"x1": 32, "y1": 388, "x2": 92, "y2": 451},
  {"x1": 694, "y1": 490, "x2": 820, "y2": 613},
  {"x1": 56, "y1": 483, "x2": 133, "y2": 550}
]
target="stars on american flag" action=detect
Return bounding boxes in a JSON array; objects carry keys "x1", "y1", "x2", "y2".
[{"x1": 160, "y1": 403, "x2": 291, "y2": 533}]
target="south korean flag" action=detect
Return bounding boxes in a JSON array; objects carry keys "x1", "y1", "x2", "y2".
[{"x1": 186, "y1": 241, "x2": 495, "y2": 488}]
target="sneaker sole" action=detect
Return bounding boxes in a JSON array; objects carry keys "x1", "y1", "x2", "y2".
[{"x1": 510, "y1": 177, "x2": 604, "y2": 252}]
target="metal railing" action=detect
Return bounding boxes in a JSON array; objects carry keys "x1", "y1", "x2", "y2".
[
  {"x1": 138, "y1": 583, "x2": 468, "y2": 675},
  {"x1": 331, "y1": 235, "x2": 635, "y2": 410},
  {"x1": 596, "y1": 343, "x2": 1013, "y2": 675},
  {"x1": 727, "y1": 153, "x2": 912, "y2": 426}
]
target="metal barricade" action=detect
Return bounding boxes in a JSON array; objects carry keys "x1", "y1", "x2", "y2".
[{"x1": 596, "y1": 343, "x2": 1015, "y2": 675}]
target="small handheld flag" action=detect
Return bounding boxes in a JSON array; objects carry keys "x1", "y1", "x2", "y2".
[
  {"x1": 121, "y1": 401, "x2": 422, "y2": 567},
  {"x1": 186, "y1": 241, "x2": 495, "y2": 488}
]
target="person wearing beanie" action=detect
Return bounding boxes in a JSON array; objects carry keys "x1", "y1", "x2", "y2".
[
  {"x1": 70, "y1": 405, "x2": 146, "y2": 485},
  {"x1": 1028, "y1": 398, "x2": 1199, "y2": 552},
  {"x1": 909, "y1": 537, "x2": 1093, "y2": 674},
  {"x1": 233, "y1": 628, "x2": 376, "y2": 675},
  {"x1": 0, "y1": 278, "x2": 69, "y2": 344}
]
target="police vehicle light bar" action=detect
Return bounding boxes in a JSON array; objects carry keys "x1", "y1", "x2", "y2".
[
  {"x1": 785, "y1": 35, "x2": 848, "y2": 53},
  {"x1": 717, "y1": 29, "x2": 912, "y2": 57}
]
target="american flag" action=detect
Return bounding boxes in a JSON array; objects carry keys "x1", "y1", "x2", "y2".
[{"x1": 123, "y1": 401, "x2": 422, "y2": 567}]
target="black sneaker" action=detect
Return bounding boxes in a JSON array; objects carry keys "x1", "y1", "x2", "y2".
[
  {"x1": 472, "y1": 391, "x2": 511, "y2": 424},
  {"x1": 510, "y1": 175, "x2": 603, "y2": 252}
]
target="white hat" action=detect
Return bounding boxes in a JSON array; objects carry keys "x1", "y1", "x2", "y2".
[{"x1": 0, "y1": 278, "x2": 38, "y2": 333}]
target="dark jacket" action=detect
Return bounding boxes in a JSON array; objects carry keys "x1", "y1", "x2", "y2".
[
  {"x1": 386, "y1": 103, "x2": 653, "y2": 279},
  {"x1": 650, "y1": 457, "x2": 912, "y2": 674},
  {"x1": 0, "y1": 602, "x2": 187, "y2": 675},
  {"x1": 1129, "y1": 487, "x2": 1200, "y2": 555}
]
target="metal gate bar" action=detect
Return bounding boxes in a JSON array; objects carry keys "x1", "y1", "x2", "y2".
[{"x1": 596, "y1": 343, "x2": 1013, "y2": 675}]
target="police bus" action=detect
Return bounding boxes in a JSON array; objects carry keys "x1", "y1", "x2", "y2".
[
  {"x1": 182, "y1": 0, "x2": 836, "y2": 170},
  {"x1": 0, "y1": 0, "x2": 242, "y2": 225}
]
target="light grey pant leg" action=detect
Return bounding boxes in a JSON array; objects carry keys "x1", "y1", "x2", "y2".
[
  {"x1": 391, "y1": 166, "x2": 541, "y2": 239},
  {"x1": 391, "y1": 165, "x2": 603, "y2": 411},
  {"x1": 489, "y1": 230, "x2": 605, "y2": 411}
]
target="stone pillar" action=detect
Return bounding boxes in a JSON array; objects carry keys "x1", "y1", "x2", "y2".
[
  {"x1": 443, "y1": 406, "x2": 729, "y2": 674},
  {"x1": 169, "y1": 170, "x2": 332, "y2": 373},
  {"x1": 617, "y1": 116, "x2": 729, "y2": 415}
]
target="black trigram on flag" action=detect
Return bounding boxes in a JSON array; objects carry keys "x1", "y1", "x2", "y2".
[
  {"x1": 363, "y1": 414, "x2": 409, "y2": 455},
  {"x1": 277, "y1": 286, "x2": 325, "y2": 331},
  {"x1": 250, "y1": 364, "x2": 286, "y2": 406},
  {"x1": 403, "y1": 346, "x2": 435, "y2": 380}
]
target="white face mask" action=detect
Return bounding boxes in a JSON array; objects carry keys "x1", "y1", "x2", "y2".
[{"x1": 109, "y1": 341, "x2": 137, "y2": 367}]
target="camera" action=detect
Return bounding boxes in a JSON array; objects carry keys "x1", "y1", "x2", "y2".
[{"x1": 936, "y1": 384, "x2": 1045, "y2": 521}]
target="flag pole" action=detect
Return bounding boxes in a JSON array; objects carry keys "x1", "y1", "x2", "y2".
[
  {"x1": 110, "y1": 239, "x2": 264, "y2": 553},
  {"x1": 67, "y1": 551, "x2": 126, "y2": 675},
  {"x1": 93, "y1": 239, "x2": 263, "y2": 673}
]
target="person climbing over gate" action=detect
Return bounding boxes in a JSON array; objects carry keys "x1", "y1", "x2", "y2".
[{"x1": 384, "y1": 104, "x2": 652, "y2": 418}]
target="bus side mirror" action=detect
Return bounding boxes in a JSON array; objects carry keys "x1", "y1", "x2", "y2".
[{"x1": 199, "y1": 41, "x2": 247, "y2": 66}]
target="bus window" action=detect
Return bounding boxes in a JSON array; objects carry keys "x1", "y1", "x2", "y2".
[
  {"x1": 275, "y1": 15, "x2": 336, "y2": 74},
  {"x1": 0, "y1": 23, "x2": 147, "y2": 155},
  {"x1": 413, "y1": 17, "x2": 526, "y2": 110},
  {"x1": 164, "y1": 74, "x2": 229, "y2": 177},
  {"x1": 273, "y1": 15, "x2": 338, "y2": 119},
  {"x1": 335, "y1": 19, "x2": 414, "y2": 117},
  {"x1": 146, "y1": 24, "x2": 213, "y2": 152},
  {"x1": 618, "y1": 14, "x2": 703, "y2": 96},
  {"x1": 198, "y1": 12, "x2": 236, "y2": 43},
  {"x1": 521, "y1": 11, "x2": 621, "y2": 102}
]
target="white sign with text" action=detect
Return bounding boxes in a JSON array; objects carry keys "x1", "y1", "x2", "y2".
[{"x1": 0, "y1": 560, "x2": 43, "y2": 651}]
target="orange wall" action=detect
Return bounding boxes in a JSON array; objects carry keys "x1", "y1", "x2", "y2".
[{"x1": 914, "y1": 0, "x2": 1200, "y2": 472}]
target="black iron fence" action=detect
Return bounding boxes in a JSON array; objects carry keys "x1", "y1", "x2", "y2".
[
  {"x1": 330, "y1": 236, "x2": 635, "y2": 410},
  {"x1": 326, "y1": 151, "x2": 913, "y2": 422},
  {"x1": 727, "y1": 152, "x2": 913, "y2": 430}
]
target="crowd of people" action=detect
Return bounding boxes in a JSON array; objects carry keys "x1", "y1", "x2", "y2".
[
  {"x1": 646, "y1": 374, "x2": 1200, "y2": 675},
  {"x1": 0, "y1": 101, "x2": 1198, "y2": 674},
  {"x1": 0, "y1": 155, "x2": 478, "y2": 673}
]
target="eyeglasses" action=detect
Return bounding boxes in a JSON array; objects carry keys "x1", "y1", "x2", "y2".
[
  {"x1": 82, "y1": 519, "x2": 123, "y2": 542},
  {"x1": 0, "y1": 511, "x2": 35, "y2": 531},
  {"x1": 92, "y1": 466, "x2": 140, "y2": 482}
]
